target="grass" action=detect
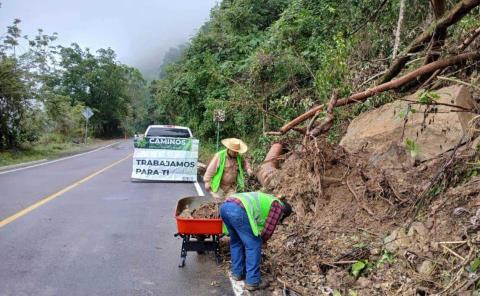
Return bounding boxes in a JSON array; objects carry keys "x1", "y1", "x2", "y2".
[{"x1": 0, "y1": 135, "x2": 112, "y2": 167}]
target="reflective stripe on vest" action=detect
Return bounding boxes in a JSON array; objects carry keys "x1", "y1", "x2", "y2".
[
  {"x1": 231, "y1": 192, "x2": 283, "y2": 236},
  {"x1": 243, "y1": 192, "x2": 261, "y2": 225}
]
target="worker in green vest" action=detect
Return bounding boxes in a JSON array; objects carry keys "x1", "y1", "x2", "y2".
[
  {"x1": 220, "y1": 192, "x2": 293, "y2": 291},
  {"x1": 204, "y1": 138, "x2": 252, "y2": 199}
]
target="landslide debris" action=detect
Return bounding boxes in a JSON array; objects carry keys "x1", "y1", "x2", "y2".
[{"x1": 261, "y1": 116, "x2": 480, "y2": 295}]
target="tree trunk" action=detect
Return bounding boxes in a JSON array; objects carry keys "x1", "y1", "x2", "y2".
[
  {"x1": 458, "y1": 26, "x2": 480, "y2": 50},
  {"x1": 336, "y1": 51, "x2": 479, "y2": 107},
  {"x1": 392, "y1": 0, "x2": 406, "y2": 60},
  {"x1": 280, "y1": 51, "x2": 480, "y2": 134},
  {"x1": 380, "y1": 0, "x2": 480, "y2": 84},
  {"x1": 424, "y1": 0, "x2": 447, "y2": 64}
]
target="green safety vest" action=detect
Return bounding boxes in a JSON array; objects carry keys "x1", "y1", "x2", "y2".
[
  {"x1": 210, "y1": 149, "x2": 245, "y2": 193},
  {"x1": 230, "y1": 192, "x2": 283, "y2": 236}
]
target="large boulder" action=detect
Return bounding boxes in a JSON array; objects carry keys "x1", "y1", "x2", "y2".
[{"x1": 340, "y1": 85, "x2": 477, "y2": 161}]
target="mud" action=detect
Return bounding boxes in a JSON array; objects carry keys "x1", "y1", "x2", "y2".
[{"x1": 261, "y1": 137, "x2": 480, "y2": 295}]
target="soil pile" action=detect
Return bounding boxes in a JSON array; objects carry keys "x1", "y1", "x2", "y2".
[
  {"x1": 262, "y1": 137, "x2": 480, "y2": 295},
  {"x1": 192, "y1": 202, "x2": 220, "y2": 219},
  {"x1": 179, "y1": 202, "x2": 220, "y2": 219}
]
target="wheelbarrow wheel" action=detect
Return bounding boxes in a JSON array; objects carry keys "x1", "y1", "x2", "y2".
[{"x1": 195, "y1": 235, "x2": 206, "y2": 255}]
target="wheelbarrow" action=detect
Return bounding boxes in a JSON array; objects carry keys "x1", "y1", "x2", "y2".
[{"x1": 174, "y1": 196, "x2": 223, "y2": 267}]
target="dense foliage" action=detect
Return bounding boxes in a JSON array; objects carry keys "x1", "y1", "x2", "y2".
[
  {"x1": 152, "y1": 0, "x2": 479, "y2": 156},
  {"x1": 0, "y1": 13, "x2": 151, "y2": 150}
]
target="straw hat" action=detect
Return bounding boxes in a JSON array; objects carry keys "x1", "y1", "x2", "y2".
[{"x1": 221, "y1": 138, "x2": 248, "y2": 154}]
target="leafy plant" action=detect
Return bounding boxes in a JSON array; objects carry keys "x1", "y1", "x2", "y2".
[
  {"x1": 351, "y1": 260, "x2": 369, "y2": 278},
  {"x1": 376, "y1": 250, "x2": 396, "y2": 267},
  {"x1": 418, "y1": 91, "x2": 440, "y2": 105},
  {"x1": 396, "y1": 104, "x2": 416, "y2": 120},
  {"x1": 348, "y1": 290, "x2": 358, "y2": 296},
  {"x1": 405, "y1": 138, "x2": 420, "y2": 159},
  {"x1": 467, "y1": 257, "x2": 480, "y2": 273}
]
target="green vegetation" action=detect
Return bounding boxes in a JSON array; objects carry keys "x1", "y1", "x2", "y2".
[
  {"x1": 0, "y1": 31, "x2": 151, "y2": 147},
  {"x1": 0, "y1": 5, "x2": 152, "y2": 159},
  {"x1": 151, "y1": 0, "x2": 441, "y2": 154},
  {"x1": 2, "y1": 0, "x2": 479, "y2": 165},
  {"x1": 0, "y1": 137, "x2": 110, "y2": 167}
]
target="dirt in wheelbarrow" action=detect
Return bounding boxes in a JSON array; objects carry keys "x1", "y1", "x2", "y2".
[{"x1": 179, "y1": 202, "x2": 220, "y2": 219}]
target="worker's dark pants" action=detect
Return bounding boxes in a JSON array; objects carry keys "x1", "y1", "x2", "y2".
[{"x1": 220, "y1": 202, "x2": 262, "y2": 285}]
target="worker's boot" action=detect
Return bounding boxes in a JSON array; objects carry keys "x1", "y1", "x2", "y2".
[
  {"x1": 231, "y1": 274, "x2": 244, "y2": 281},
  {"x1": 245, "y1": 281, "x2": 269, "y2": 291}
]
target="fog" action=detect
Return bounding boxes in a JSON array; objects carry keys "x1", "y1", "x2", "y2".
[{"x1": 0, "y1": 0, "x2": 218, "y2": 79}]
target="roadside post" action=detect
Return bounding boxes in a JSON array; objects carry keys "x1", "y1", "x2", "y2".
[
  {"x1": 82, "y1": 107, "x2": 94, "y2": 144},
  {"x1": 213, "y1": 109, "x2": 225, "y2": 151}
]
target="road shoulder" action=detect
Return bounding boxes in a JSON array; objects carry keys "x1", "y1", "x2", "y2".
[{"x1": 0, "y1": 139, "x2": 122, "y2": 172}]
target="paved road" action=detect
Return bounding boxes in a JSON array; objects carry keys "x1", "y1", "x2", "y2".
[{"x1": 0, "y1": 141, "x2": 233, "y2": 296}]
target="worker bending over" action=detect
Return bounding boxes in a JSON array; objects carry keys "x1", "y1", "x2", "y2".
[{"x1": 220, "y1": 191, "x2": 292, "y2": 291}]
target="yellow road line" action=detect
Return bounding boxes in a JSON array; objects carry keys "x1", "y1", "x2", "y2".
[{"x1": 0, "y1": 153, "x2": 133, "y2": 229}]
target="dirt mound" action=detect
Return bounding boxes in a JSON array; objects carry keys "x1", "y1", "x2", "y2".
[
  {"x1": 263, "y1": 137, "x2": 480, "y2": 295},
  {"x1": 179, "y1": 202, "x2": 220, "y2": 219},
  {"x1": 192, "y1": 202, "x2": 220, "y2": 219}
]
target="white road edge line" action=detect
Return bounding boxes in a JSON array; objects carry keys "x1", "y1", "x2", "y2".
[
  {"x1": 229, "y1": 274, "x2": 245, "y2": 296},
  {"x1": 0, "y1": 141, "x2": 121, "y2": 175},
  {"x1": 192, "y1": 181, "x2": 244, "y2": 295},
  {"x1": 193, "y1": 180, "x2": 205, "y2": 196}
]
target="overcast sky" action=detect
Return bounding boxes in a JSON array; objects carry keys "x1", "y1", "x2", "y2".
[{"x1": 0, "y1": 0, "x2": 218, "y2": 78}]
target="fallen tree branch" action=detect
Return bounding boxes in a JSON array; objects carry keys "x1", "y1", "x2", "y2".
[
  {"x1": 277, "y1": 277, "x2": 305, "y2": 296},
  {"x1": 306, "y1": 111, "x2": 322, "y2": 135},
  {"x1": 281, "y1": 105, "x2": 326, "y2": 134},
  {"x1": 442, "y1": 244, "x2": 466, "y2": 261},
  {"x1": 396, "y1": 98, "x2": 473, "y2": 111},
  {"x1": 437, "y1": 75, "x2": 480, "y2": 91},
  {"x1": 257, "y1": 143, "x2": 283, "y2": 188},
  {"x1": 408, "y1": 134, "x2": 466, "y2": 227},
  {"x1": 458, "y1": 26, "x2": 480, "y2": 51},
  {"x1": 303, "y1": 111, "x2": 322, "y2": 146},
  {"x1": 280, "y1": 51, "x2": 480, "y2": 134},
  {"x1": 292, "y1": 127, "x2": 307, "y2": 135},
  {"x1": 337, "y1": 52, "x2": 480, "y2": 107},
  {"x1": 359, "y1": 69, "x2": 387, "y2": 88},
  {"x1": 309, "y1": 89, "x2": 339, "y2": 137},
  {"x1": 380, "y1": 0, "x2": 480, "y2": 84},
  {"x1": 346, "y1": 175, "x2": 376, "y2": 217}
]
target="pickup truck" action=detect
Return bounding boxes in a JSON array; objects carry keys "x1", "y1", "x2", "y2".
[{"x1": 144, "y1": 125, "x2": 193, "y2": 138}]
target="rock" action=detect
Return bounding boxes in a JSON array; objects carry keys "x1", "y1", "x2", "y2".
[
  {"x1": 417, "y1": 260, "x2": 435, "y2": 275},
  {"x1": 368, "y1": 141, "x2": 414, "y2": 170},
  {"x1": 356, "y1": 277, "x2": 372, "y2": 289},
  {"x1": 407, "y1": 222, "x2": 428, "y2": 237},
  {"x1": 417, "y1": 260, "x2": 435, "y2": 276},
  {"x1": 340, "y1": 85, "x2": 477, "y2": 161},
  {"x1": 384, "y1": 228, "x2": 410, "y2": 252},
  {"x1": 326, "y1": 270, "x2": 341, "y2": 285},
  {"x1": 384, "y1": 230, "x2": 398, "y2": 253}
]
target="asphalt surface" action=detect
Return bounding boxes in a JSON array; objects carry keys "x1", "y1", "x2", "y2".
[{"x1": 0, "y1": 141, "x2": 233, "y2": 296}]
